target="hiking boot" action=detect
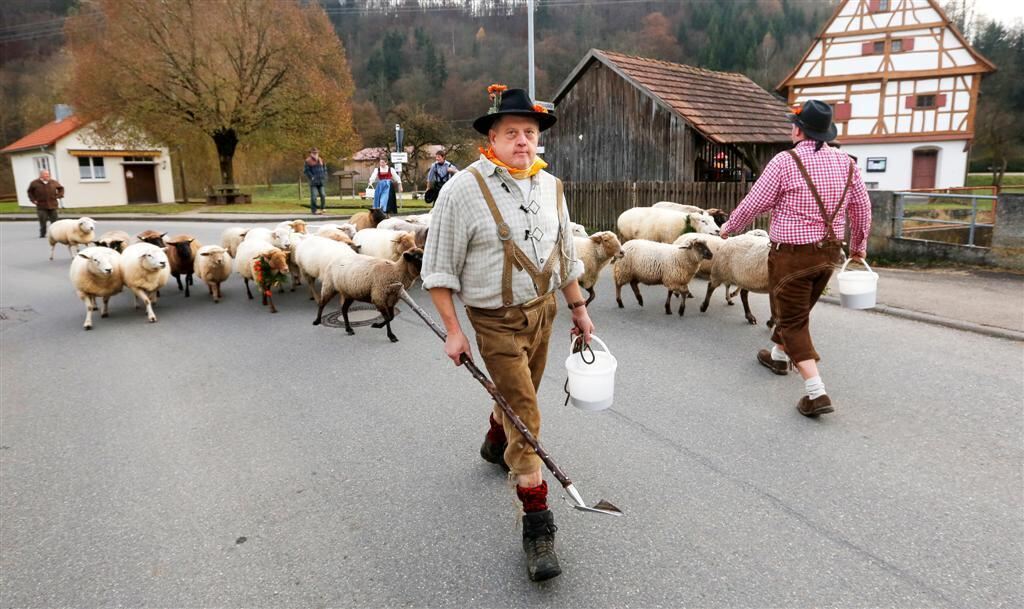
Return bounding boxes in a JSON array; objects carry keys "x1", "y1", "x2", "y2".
[
  {"x1": 479, "y1": 438, "x2": 509, "y2": 472},
  {"x1": 797, "y1": 394, "x2": 834, "y2": 417},
  {"x1": 522, "y1": 509, "x2": 561, "y2": 582},
  {"x1": 757, "y1": 349, "x2": 789, "y2": 376}
]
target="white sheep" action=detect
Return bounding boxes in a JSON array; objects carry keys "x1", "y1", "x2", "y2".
[
  {"x1": 403, "y1": 213, "x2": 432, "y2": 226},
  {"x1": 47, "y1": 217, "x2": 96, "y2": 260},
  {"x1": 220, "y1": 227, "x2": 250, "y2": 258},
  {"x1": 243, "y1": 226, "x2": 292, "y2": 249},
  {"x1": 317, "y1": 223, "x2": 357, "y2": 239},
  {"x1": 653, "y1": 202, "x2": 731, "y2": 228},
  {"x1": 617, "y1": 207, "x2": 719, "y2": 244},
  {"x1": 313, "y1": 248, "x2": 424, "y2": 343},
  {"x1": 196, "y1": 245, "x2": 233, "y2": 303},
  {"x1": 374, "y1": 219, "x2": 429, "y2": 247},
  {"x1": 573, "y1": 231, "x2": 624, "y2": 305},
  {"x1": 675, "y1": 233, "x2": 729, "y2": 300},
  {"x1": 569, "y1": 222, "x2": 588, "y2": 237},
  {"x1": 276, "y1": 219, "x2": 307, "y2": 234},
  {"x1": 294, "y1": 235, "x2": 359, "y2": 303},
  {"x1": 612, "y1": 237, "x2": 714, "y2": 316},
  {"x1": 121, "y1": 242, "x2": 171, "y2": 323},
  {"x1": 698, "y1": 231, "x2": 773, "y2": 326},
  {"x1": 69, "y1": 246, "x2": 123, "y2": 330},
  {"x1": 352, "y1": 228, "x2": 418, "y2": 261}
]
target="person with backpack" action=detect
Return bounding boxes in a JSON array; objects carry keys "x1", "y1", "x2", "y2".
[{"x1": 425, "y1": 149, "x2": 457, "y2": 204}]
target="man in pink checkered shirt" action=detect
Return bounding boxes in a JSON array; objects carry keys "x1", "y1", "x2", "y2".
[{"x1": 721, "y1": 99, "x2": 871, "y2": 418}]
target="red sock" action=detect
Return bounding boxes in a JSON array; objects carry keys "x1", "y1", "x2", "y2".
[
  {"x1": 485, "y1": 414, "x2": 506, "y2": 445},
  {"x1": 516, "y1": 480, "x2": 549, "y2": 513}
]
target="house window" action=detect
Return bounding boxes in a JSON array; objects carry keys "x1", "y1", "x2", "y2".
[
  {"x1": 891, "y1": 39, "x2": 903, "y2": 52},
  {"x1": 78, "y1": 156, "x2": 107, "y2": 180},
  {"x1": 905, "y1": 94, "x2": 947, "y2": 110},
  {"x1": 916, "y1": 95, "x2": 936, "y2": 108},
  {"x1": 33, "y1": 156, "x2": 50, "y2": 174},
  {"x1": 869, "y1": 0, "x2": 891, "y2": 12},
  {"x1": 862, "y1": 40, "x2": 885, "y2": 55},
  {"x1": 891, "y1": 38, "x2": 914, "y2": 53}
]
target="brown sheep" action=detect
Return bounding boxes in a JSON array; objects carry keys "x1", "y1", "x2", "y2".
[
  {"x1": 136, "y1": 230, "x2": 167, "y2": 248},
  {"x1": 240, "y1": 246, "x2": 290, "y2": 314},
  {"x1": 349, "y1": 208, "x2": 387, "y2": 231},
  {"x1": 97, "y1": 230, "x2": 132, "y2": 253},
  {"x1": 164, "y1": 234, "x2": 201, "y2": 297}
]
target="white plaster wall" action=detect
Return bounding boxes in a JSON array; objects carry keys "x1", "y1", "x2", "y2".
[
  {"x1": 826, "y1": 0, "x2": 943, "y2": 34},
  {"x1": 842, "y1": 140, "x2": 968, "y2": 191}
]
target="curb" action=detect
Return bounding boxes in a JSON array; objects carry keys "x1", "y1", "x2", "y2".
[{"x1": 819, "y1": 296, "x2": 1024, "y2": 342}]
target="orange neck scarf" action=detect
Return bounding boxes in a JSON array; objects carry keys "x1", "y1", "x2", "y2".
[{"x1": 480, "y1": 146, "x2": 548, "y2": 180}]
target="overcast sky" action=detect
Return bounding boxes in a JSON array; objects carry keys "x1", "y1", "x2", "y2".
[{"x1": 967, "y1": 0, "x2": 1024, "y2": 28}]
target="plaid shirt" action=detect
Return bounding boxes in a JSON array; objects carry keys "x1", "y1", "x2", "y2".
[
  {"x1": 422, "y1": 155, "x2": 583, "y2": 309},
  {"x1": 722, "y1": 140, "x2": 872, "y2": 254}
]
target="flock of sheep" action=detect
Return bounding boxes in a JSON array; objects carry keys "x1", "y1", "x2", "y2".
[{"x1": 49, "y1": 198, "x2": 773, "y2": 338}]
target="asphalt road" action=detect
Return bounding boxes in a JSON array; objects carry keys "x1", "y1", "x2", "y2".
[{"x1": 2, "y1": 220, "x2": 1021, "y2": 609}]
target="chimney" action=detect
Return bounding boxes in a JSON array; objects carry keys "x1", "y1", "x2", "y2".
[{"x1": 54, "y1": 104, "x2": 73, "y2": 122}]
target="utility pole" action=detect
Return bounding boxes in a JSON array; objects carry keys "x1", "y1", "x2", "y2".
[{"x1": 528, "y1": 0, "x2": 535, "y2": 100}]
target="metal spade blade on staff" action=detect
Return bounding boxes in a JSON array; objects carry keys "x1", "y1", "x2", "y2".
[{"x1": 398, "y1": 288, "x2": 622, "y2": 517}]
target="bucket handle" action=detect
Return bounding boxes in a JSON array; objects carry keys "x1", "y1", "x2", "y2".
[
  {"x1": 570, "y1": 334, "x2": 611, "y2": 364},
  {"x1": 839, "y1": 258, "x2": 874, "y2": 274}
]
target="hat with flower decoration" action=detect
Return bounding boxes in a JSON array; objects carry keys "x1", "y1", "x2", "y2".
[
  {"x1": 473, "y1": 84, "x2": 557, "y2": 135},
  {"x1": 787, "y1": 99, "x2": 837, "y2": 142}
]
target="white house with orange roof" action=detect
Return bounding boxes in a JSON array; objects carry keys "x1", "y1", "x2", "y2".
[
  {"x1": 2, "y1": 106, "x2": 175, "y2": 207},
  {"x1": 777, "y1": 0, "x2": 996, "y2": 191}
]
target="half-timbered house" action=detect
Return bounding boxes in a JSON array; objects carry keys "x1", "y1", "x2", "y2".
[{"x1": 777, "y1": 0, "x2": 996, "y2": 190}]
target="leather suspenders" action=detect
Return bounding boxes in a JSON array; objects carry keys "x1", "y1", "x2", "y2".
[{"x1": 786, "y1": 149, "x2": 854, "y2": 246}]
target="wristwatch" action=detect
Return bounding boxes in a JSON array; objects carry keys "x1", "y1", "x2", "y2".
[{"x1": 567, "y1": 300, "x2": 587, "y2": 311}]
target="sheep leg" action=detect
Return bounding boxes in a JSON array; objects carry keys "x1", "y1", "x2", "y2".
[
  {"x1": 340, "y1": 298, "x2": 355, "y2": 335},
  {"x1": 664, "y1": 289, "x2": 673, "y2": 315},
  {"x1": 174, "y1": 274, "x2": 184, "y2": 292},
  {"x1": 82, "y1": 295, "x2": 94, "y2": 330},
  {"x1": 302, "y1": 272, "x2": 319, "y2": 303},
  {"x1": 312, "y1": 285, "x2": 338, "y2": 326},
  {"x1": 261, "y1": 285, "x2": 268, "y2": 306},
  {"x1": 101, "y1": 295, "x2": 111, "y2": 318},
  {"x1": 630, "y1": 280, "x2": 643, "y2": 306},
  {"x1": 49, "y1": 242, "x2": 56, "y2": 261},
  {"x1": 740, "y1": 289, "x2": 757, "y2": 325},
  {"x1": 184, "y1": 274, "x2": 191, "y2": 298},
  {"x1": 678, "y1": 289, "x2": 689, "y2": 317},
  {"x1": 132, "y1": 288, "x2": 157, "y2": 322},
  {"x1": 726, "y1": 285, "x2": 739, "y2": 305},
  {"x1": 615, "y1": 281, "x2": 624, "y2": 308},
  {"x1": 244, "y1": 278, "x2": 253, "y2": 300},
  {"x1": 379, "y1": 307, "x2": 398, "y2": 343},
  {"x1": 66, "y1": 243, "x2": 75, "y2": 259},
  {"x1": 266, "y1": 290, "x2": 278, "y2": 314},
  {"x1": 700, "y1": 281, "x2": 718, "y2": 313},
  {"x1": 584, "y1": 286, "x2": 596, "y2": 306}
]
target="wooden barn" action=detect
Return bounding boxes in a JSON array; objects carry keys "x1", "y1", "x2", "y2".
[{"x1": 545, "y1": 49, "x2": 793, "y2": 184}]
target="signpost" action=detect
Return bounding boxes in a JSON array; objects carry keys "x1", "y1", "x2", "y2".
[{"x1": 394, "y1": 123, "x2": 406, "y2": 173}]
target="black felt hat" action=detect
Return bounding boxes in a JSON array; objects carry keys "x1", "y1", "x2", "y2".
[
  {"x1": 473, "y1": 87, "x2": 557, "y2": 135},
  {"x1": 788, "y1": 99, "x2": 837, "y2": 142}
]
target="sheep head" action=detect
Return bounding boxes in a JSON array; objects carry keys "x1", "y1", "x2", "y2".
[
  {"x1": 199, "y1": 246, "x2": 229, "y2": 267},
  {"x1": 706, "y1": 208, "x2": 729, "y2": 227},
  {"x1": 137, "y1": 230, "x2": 167, "y2": 247},
  {"x1": 77, "y1": 250, "x2": 116, "y2": 276},
  {"x1": 265, "y1": 248, "x2": 289, "y2": 273},
  {"x1": 290, "y1": 219, "x2": 307, "y2": 234},
  {"x1": 370, "y1": 208, "x2": 387, "y2": 225},
  {"x1": 393, "y1": 231, "x2": 417, "y2": 255},
  {"x1": 591, "y1": 231, "x2": 625, "y2": 260},
  {"x1": 402, "y1": 248, "x2": 424, "y2": 275},
  {"x1": 78, "y1": 217, "x2": 96, "y2": 234},
  {"x1": 679, "y1": 239, "x2": 713, "y2": 261},
  {"x1": 137, "y1": 247, "x2": 169, "y2": 271},
  {"x1": 688, "y1": 212, "x2": 720, "y2": 236}
]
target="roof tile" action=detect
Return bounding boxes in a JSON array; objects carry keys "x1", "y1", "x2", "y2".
[{"x1": 1, "y1": 116, "x2": 83, "y2": 154}]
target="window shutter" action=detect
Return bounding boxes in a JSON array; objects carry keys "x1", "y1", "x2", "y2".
[
  {"x1": 902, "y1": 37, "x2": 915, "y2": 51},
  {"x1": 868, "y1": 0, "x2": 881, "y2": 12},
  {"x1": 936, "y1": 94, "x2": 948, "y2": 107},
  {"x1": 905, "y1": 96, "x2": 916, "y2": 109},
  {"x1": 833, "y1": 103, "x2": 852, "y2": 121},
  {"x1": 862, "y1": 42, "x2": 876, "y2": 55}
]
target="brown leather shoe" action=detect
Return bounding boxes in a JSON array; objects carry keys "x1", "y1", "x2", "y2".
[
  {"x1": 757, "y1": 349, "x2": 789, "y2": 376},
  {"x1": 797, "y1": 394, "x2": 834, "y2": 417}
]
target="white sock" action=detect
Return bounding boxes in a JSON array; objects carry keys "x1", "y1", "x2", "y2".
[
  {"x1": 771, "y1": 345, "x2": 790, "y2": 362},
  {"x1": 805, "y1": 376, "x2": 827, "y2": 400}
]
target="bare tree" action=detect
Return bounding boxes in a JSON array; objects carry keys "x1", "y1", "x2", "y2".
[{"x1": 66, "y1": 0, "x2": 357, "y2": 185}]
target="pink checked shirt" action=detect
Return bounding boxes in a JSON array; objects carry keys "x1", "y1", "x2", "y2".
[{"x1": 721, "y1": 140, "x2": 872, "y2": 255}]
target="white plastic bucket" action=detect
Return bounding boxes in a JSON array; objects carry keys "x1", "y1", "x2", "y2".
[
  {"x1": 564, "y1": 335, "x2": 617, "y2": 412},
  {"x1": 837, "y1": 259, "x2": 879, "y2": 309}
]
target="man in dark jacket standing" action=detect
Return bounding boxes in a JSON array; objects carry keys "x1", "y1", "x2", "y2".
[
  {"x1": 304, "y1": 147, "x2": 328, "y2": 215},
  {"x1": 27, "y1": 169, "x2": 64, "y2": 238}
]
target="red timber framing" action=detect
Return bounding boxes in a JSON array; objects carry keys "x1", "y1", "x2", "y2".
[{"x1": 777, "y1": 0, "x2": 995, "y2": 144}]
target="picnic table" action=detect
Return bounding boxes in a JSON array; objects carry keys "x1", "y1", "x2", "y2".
[{"x1": 206, "y1": 185, "x2": 252, "y2": 205}]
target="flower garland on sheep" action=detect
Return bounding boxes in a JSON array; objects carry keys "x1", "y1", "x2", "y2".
[{"x1": 252, "y1": 256, "x2": 288, "y2": 297}]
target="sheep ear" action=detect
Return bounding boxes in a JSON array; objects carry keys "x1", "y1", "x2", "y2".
[
  {"x1": 589, "y1": 233, "x2": 603, "y2": 242},
  {"x1": 160, "y1": 233, "x2": 168, "y2": 238},
  {"x1": 678, "y1": 244, "x2": 690, "y2": 250},
  {"x1": 199, "y1": 251, "x2": 211, "y2": 256},
  {"x1": 77, "y1": 252, "x2": 90, "y2": 259}
]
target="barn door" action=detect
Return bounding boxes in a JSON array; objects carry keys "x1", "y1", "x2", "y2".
[
  {"x1": 124, "y1": 164, "x2": 158, "y2": 203},
  {"x1": 911, "y1": 150, "x2": 938, "y2": 189}
]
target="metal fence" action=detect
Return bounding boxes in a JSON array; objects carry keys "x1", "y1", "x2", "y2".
[
  {"x1": 894, "y1": 191, "x2": 997, "y2": 247},
  {"x1": 564, "y1": 181, "x2": 763, "y2": 232}
]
